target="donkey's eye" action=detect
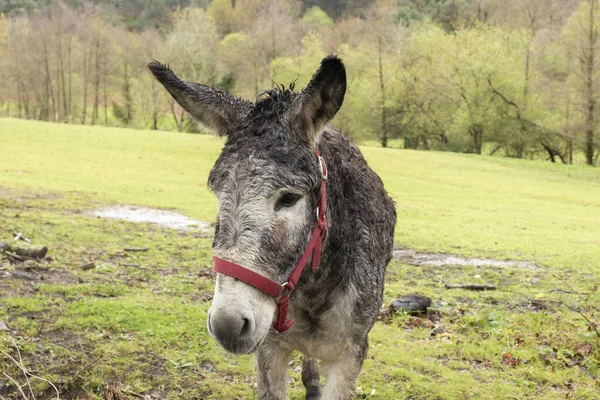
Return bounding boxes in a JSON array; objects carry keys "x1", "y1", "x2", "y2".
[{"x1": 275, "y1": 192, "x2": 302, "y2": 211}]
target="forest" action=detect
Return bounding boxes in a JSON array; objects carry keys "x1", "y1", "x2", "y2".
[{"x1": 0, "y1": 0, "x2": 599, "y2": 165}]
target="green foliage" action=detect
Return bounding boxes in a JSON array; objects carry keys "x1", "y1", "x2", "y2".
[
  {"x1": 0, "y1": 0, "x2": 51, "y2": 16},
  {"x1": 396, "y1": 0, "x2": 491, "y2": 31},
  {"x1": 207, "y1": 0, "x2": 238, "y2": 35},
  {"x1": 303, "y1": 0, "x2": 376, "y2": 18},
  {"x1": 271, "y1": 32, "x2": 327, "y2": 88},
  {"x1": 301, "y1": 6, "x2": 333, "y2": 27},
  {"x1": 166, "y1": 7, "x2": 219, "y2": 85},
  {"x1": 0, "y1": 0, "x2": 597, "y2": 164},
  {"x1": 217, "y1": 72, "x2": 236, "y2": 91}
]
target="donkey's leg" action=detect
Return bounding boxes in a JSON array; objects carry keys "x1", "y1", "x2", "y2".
[
  {"x1": 302, "y1": 355, "x2": 321, "y2": 400},
  {"x1": 320, "y1": 342, "x2": 367, "y2": 400},
  {"x1": 255, "y1": 340, "x2": 293, "y2": 400}
]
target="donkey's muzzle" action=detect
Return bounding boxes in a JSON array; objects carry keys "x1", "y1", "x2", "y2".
[{"x1": 207, "y1": 305, "x2": 258, "y2": 354}]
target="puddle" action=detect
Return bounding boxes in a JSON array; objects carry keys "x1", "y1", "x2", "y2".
[
  {"x1": 393, "y1": 249, "x2": 537, "y2": 269},
  {"x1": 92, "y1": 206, "x2": 211, "y2": 232}
]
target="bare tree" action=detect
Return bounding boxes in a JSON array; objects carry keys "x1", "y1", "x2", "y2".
[
  {"x1": 583, "y1": 0, "x2": 599, "y2": 165},
  {"x1": 563, "y1": 0, "x2": 600, "y2": 166},
  {"x1": 364, "y1": 0, "x2": 402, "y2": 148},
  {"x1": 164, "y1": 8, "x2": 221, "y2": 131}
]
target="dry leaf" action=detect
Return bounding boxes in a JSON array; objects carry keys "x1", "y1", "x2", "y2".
[
  {"x1": 502, "y1": 352, "x2": 521, "y2": 368},
  {"x1": 576, "y1": 343, "x2": 592, "y2": 357}
]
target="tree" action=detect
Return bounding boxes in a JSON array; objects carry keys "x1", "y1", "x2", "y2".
[
  {"x1": 0, "y1": 13, "x2": 7, "y2": 53},
  {"x1": 300, "y1": 6, "x2": 333, "y2": 31},
  {"x1": 363, "y1": 0, "x2": 404, "y2": 148},
  {"x1": 303, "y1": 0, "x2": 376, "y2": 19},
  {"x1": 563, "y1": 1, "x2": 600, "y2": 166},
  {"x1": 396, "y1": 0, "x2": 496, "y2": 30},
  {"x1": 207, "y1": 0, "x2": 240, "y2": 36},
  {"x1": 270, "y1": 31, "x2": 327, "y2": 88},
  {"x1": 164, "y1": 7, "x2": 220, "y2": 131}
]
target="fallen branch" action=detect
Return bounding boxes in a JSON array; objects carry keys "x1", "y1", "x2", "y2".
[
  {"x1": 445, "y1": 284, "x2": 496, "y2": 291},
  {"x1": 13, "y1": 338, "x2": 35, "y2": 400},
  {"x1": 104, "y1": 383, "x2": 130, "y2": 400},
  {"x1": 2, "y1": 372, "x2": 29, "y2": 400},
  {"x1": 123, "y1": 248, "x2": 149, "y2": 252},
  {"x1": 121, "y1": 388, "x2": 144, "y2": 399},
  {"x1": 2, "y1": 245, "x2": 48, "y2": 260},
  {"x1": 15, "y1": 246, "x2": 48, "y2": 259},
  {"x1": 13, "y1": 233, "x2": 31, "y2": 243},
  {"x1": 81, "y1": 262, "x2": 95, "y2": 271},
  {"x1": 543, "y1": 288, "x2": 592, "y2": 295},
  {"x1": 0, "y1": 337, "x2": 60, "y2": 400},
  {"x1": 391, "y1": 294, "x2": 432, "y2": 314},
  {"x1": 5, "y1": 252, "x2": 27, "y2": 262}
]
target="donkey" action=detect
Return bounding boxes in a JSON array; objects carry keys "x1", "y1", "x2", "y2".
[{"x1": 149, "y1": 55, "x2": 396, "y2": 400}]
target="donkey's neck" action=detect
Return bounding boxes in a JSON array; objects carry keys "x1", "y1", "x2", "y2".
[{"x1": 303, "y1": 128, "x2": 381, "y2": 291}]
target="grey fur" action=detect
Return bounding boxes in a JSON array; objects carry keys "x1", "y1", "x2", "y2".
[{"x1": 150, "y1": 55, "x2": 396, "y2": 400}]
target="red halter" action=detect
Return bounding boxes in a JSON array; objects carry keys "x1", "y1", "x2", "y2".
[{"x1": 213, "y1": 149, "x2": 328, "y2": 333}]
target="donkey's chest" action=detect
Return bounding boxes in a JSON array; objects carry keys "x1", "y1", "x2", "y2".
[
  {"x1": 274, "y1": 286, "x2": 361, "y2": 360},
  {"x1": 278, "y1": 318, "x2": 355, "y2": 361},
  {"x1": 285, "y1": 332, "x2": 354, "y2": 361}
]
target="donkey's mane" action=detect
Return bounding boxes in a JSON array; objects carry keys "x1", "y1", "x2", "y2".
[{"x1": 250, "y1": 83, "x2": 297, "y2": 121}]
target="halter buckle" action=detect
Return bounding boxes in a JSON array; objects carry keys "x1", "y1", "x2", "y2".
[
  {"x1": 318, "y1": 156, "x2": 328, "y2": 180},
  {"x1": 276, "y1": 282, "x2": 292, "y2": 304}
]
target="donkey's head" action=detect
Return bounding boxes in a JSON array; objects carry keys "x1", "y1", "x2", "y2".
[{"x1": 149, "y1": 56, "x2": 346, "y2": 354}]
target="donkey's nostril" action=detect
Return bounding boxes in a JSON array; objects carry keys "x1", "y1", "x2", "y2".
[
  {"x1": 240, "y1": 317, "x2": 251, "y2": 337},
  {"x1": 208, "y1": 308, "x2": 256, "y2": 353}
]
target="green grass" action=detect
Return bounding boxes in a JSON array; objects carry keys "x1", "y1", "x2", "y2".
[{"x1": 1, "y1": 118, "x2": 599, "y2": 399}]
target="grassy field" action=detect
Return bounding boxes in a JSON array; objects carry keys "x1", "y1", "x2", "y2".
[{"x1": 1, "y1": 118, "x2": 599, "y2": 399}]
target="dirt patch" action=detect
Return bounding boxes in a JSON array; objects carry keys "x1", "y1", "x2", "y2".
[
  {"x1": 91, "y1": 205, "x2": 211, "y2": 232},
  {"x1": 393, "y1": 249, "x2": 537, "y2": 269},
  {"x1": 0, "y1": 186, "x2": 62, "y2": 202},
  {"x1": 0, "y1": 261, "x2": 79, "y2": 297}
]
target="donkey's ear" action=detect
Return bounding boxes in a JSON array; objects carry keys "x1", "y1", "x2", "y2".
[
  {"x1": 288, "y1": 55, "x2": 346, "y2": 146},
  {"x1": 148, "y1": 60, "x2": 253, "y2": 136}
]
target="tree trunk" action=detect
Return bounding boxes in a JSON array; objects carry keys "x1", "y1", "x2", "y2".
[
  {"x1": 564, "y1": 96, "x2": 573, "y2": 164},
  {"x1": 378, "y1": 36, "x2": 387, "y2": 148},
  {"x1": 42, "y1": 41, "x2": 56, "y2": 121},
  {"x1": 568, "y1": 139, "x2": 573, "y2": 164},
  {"x1": 151, "y1": 80, "x2": 158, "y2": 130},
  {"x1": 67, "y1": 35, "x2": 73, "y2": 122},
  {"x1": 270, "y1": 10, "x2": 277, "y2": 60},
  {"x1": 170, "y1": 100, "x2": 185, "y2": 132},
  {"x1": 17, "y1": 81, "x2": 23, "y2": 119},
  {"x1": 252, "y1": 39, "x2": 259, "y2": 94},
  {"x1": 585, "y1": 0, "x2": 597, "y2": 166},
  {"x1": 23, "y1": 82, "x2": 30, "y2": 118},
  {"x1": 123, "y1": 62, "x2": 133, "y2": 124},
  {"x1": 61, "y1": 40, "x2": 68, "y2": 121},
  {"x1": 543, "y1": 144, "x2": 556, "y2": 163},
  {"x1": 56, "y1": 14, "x2": 67, "y2": 122},
  {"x1": 82, "y1": 49, "x2": 89, "y2": 124},
  {"x1": 92, "y1": 31, "x2": 101, "y2": 125},
  {"x1": 470, "y1": 125, "x2": 483, "y2": 154},
  {"x1": 56, "y1": 38, "x2": 63, "y2": 122},
  {"x1": 523, "y1": 37, "x2": 531, "y2": 111},
  {"x1": 103, "y1": 63, "x2": 108, "y2": 124}
]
